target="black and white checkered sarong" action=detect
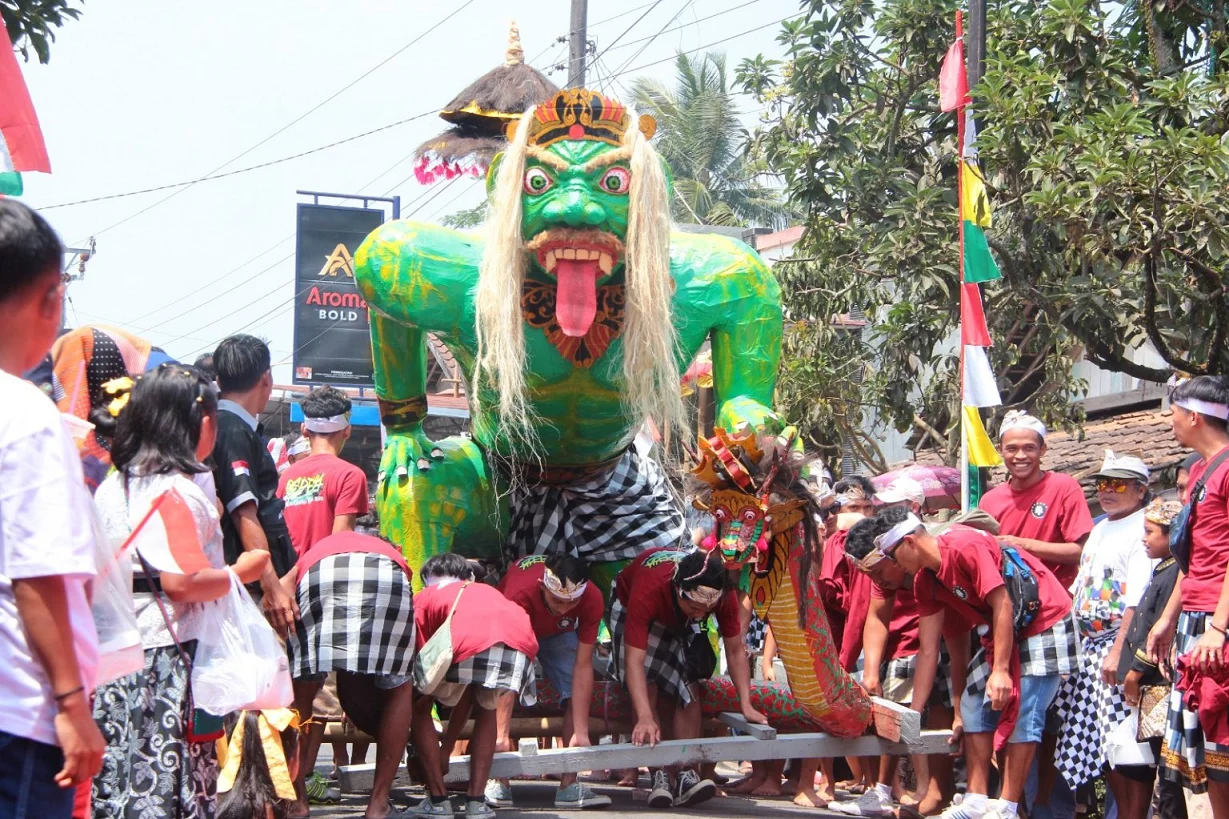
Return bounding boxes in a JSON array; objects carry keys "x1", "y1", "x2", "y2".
[
  {"x1": 609, "y1": 597, "x2": 705, "y2": 706},
  {"x1": 289, "y1": 553, "x2": 415, "y2": 680},
  {"x1": 435, "y1": 643, "x2": 537, "y2": 710},
  {"x1": 1053, "y1": 629, "x2": 1131, "y2": 788},
  {"x1": 1161, "y1": 611, "x2": 1229, "y2": 792},
  {"x1": 507, "y1": 447, "x2": 684, "y2": 564},
  {"x1": 965, "y1": 613, "x2": 1081, "y2": 700}
]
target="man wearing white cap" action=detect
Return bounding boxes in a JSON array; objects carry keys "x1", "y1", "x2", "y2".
[
  {"x1": 1051, "y1": 451, "x2": 1153, "y2": 799},
  {"x1": 876, "y1": 476, "x2": 926, "y2": 515},
  {"x1": 979, "y1": 411, "x2": 1094, "y2": 591}
]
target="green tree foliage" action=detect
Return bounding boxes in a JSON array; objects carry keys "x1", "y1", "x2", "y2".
[
  {"x1": 738, "y1": 0, "x2": 1229, "y2": 466},
  {"x1": 632, "y1": 51, "x2": 792, "y2": 228},
  {"x1": 2, "y1": 0, "x2": 84, "y2": 63}
]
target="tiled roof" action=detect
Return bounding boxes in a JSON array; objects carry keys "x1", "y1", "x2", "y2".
[{"x1": 908, "y1": 408, "x2": 1190, "y2": 500}]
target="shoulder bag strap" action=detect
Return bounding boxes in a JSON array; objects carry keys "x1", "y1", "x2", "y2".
[
  {"x1": 442, "y1": 581, "x2": 469, "y2": 626},
  {"x1": 1191, "y1": 448, "x2": 1229, "y2": 503}
]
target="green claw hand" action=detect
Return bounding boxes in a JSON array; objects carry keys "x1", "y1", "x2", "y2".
[{"x1": 376, "y1": 426, "x2": 504, "y2": 590}]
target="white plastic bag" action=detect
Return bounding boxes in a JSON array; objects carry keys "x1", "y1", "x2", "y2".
[
  {"x1": 88, "y1": 503, "x2": 144, "y2": 685},
  {"x1": 191, "y1": 570, "x2": 293, "y2": 715},
  {"x1": 1106, "y1": 709, "x2": 1155, "y2": 768}
]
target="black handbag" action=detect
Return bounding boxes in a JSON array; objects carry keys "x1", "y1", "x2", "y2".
[{"x1": 998, "y1": 543, "x2": 1042, "y2": 635}]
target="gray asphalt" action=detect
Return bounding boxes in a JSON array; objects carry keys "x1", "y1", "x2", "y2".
[{"x1": 309, "y1": 772, "x2": 852, "y2": 819}]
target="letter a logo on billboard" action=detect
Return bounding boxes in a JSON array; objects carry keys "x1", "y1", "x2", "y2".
[{"x1": 318, "y1": 244, "x2": 355, "y2": 278}]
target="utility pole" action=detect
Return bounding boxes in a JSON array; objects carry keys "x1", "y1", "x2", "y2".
[
  {"x1": 967, "y1": 0, "x2": 988, "y2": 87},
  {"x1": 568, "y1": 0, "x2": 588, "y2": 88},
  {"x1": 61, "y1": 238, "x2": 96, "y2": 329}
]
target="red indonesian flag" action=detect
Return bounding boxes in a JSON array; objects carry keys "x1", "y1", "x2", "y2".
[
  {"x1": 0, "y1": 19, "x2": 51, "y2": 174},
  {"x1": 938, "y1": 14, "x2": 968, "y2": 113},
  {"x1": 119, "y1": 487, "x2": 212, "y2": 575},
  {"x1": 960, "y1": 282, "x2": 992, "y2": 347}
]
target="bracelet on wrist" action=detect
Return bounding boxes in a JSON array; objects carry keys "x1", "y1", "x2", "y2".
[
  {"x1": 53, "y1": 685, "x2": 85, "y2": 702},
  {"x1": 1209, "y1": 621, "x2": 1228, "y2": 636}
]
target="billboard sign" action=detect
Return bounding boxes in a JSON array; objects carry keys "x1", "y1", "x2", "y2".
[{"x1": 292, "y1": 203, "x2": 384, "y2": 386}]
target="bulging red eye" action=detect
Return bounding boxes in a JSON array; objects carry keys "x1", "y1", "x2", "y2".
[
  {"x1": 713, "y1": 507, "x2": 728, "y2": 521},
  {"x1": 599, "y1": 167, "x2": 630, "y2": 194},
  {"x1": 523, "y1": 167, "x2": 554, "y2": 195},
  {"x1": 743, "y1": 509, "x2": 758, "y2": 522}
]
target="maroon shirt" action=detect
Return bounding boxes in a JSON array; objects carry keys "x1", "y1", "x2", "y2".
[
  {"x1": 1182, "y1": 445, "x2": 1229, "y2": 612},
  {"x1": 979, "y1": 471, "x2": 1093, "y2": 589},
  {"x1": 499, "y1": 556, "x2": 604, "y2": 644},
  {"x1": 613, "y1": 548, "x2": 741, "y2": 650}
]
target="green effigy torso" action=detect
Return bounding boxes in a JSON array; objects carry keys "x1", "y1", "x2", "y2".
[{"x1": 357, "y1": 222, "x2": 781, "y2": 464}]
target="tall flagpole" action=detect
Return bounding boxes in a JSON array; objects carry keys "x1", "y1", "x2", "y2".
[{"x1": 956, "y1": 9, "x2": 970, "y2": 512}]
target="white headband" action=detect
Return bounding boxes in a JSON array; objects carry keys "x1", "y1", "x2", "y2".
[
  {"x1": 1175, "y1": 398, "x2": 1229, "y2": 421},
  {"x1": 999, "y1": 410, "x2": 1047, "y2": 440},
  {"x1": 681, "y1": 585, "x2": 723, "y2": 607},
  {"x1": 1097, "y1": 448, "x2": 1150, "y2": 480},
  {"x1": 304, "y1": 412, "x2": 351, "y2": 433},
  {"x1": 423, "y1": 576, "x2": 460, "y2": 589},
  {"x1": 873, "y1": 513, "x2": 923, "y2": 555},
  {"x1": 542, "y1": 569, "x2": 588, "y2": 601},
  {"x1": 287, "y1": 438, "x2": 311, "y2": 457}
]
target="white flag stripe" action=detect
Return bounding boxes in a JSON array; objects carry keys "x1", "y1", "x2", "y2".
[{"x1": 963, "y1": 345, "x2": 1001, "y2": 408}]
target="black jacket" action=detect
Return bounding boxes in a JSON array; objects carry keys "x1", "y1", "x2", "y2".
[{"x1": 1118, "y1": 556, "x2": 1180, "y2": 684}]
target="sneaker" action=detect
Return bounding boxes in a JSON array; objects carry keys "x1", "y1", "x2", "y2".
[
  {"x1": 829, "y1": 789, "x2": 894, "y2": 816},
  {"x1": 673, "y1": 769, "x2": 717, "y2": 808},
  {"x1": 984, "y1": 800, "x2": 1017, "y2": 819},
  {"x1": 647, "y1": 770, "x2": 674, "y2": 809},
  {"x1": 940, "y1": 798, "x2": 989, "y2": 819},
  {"x1": 466, "y1": 800, "x2": 497, "y2": 819},
  {"x1": 410, "y1": 797, "x2": 454, "y2": 818},
  {"x1": 483, "y1": 780, "x2": 514, "y2": 809},
  {"x1": 305, "y1": 770, "x2": 341, "y2": 804},
  {"x1": 555, "y1": 782, "x2": 613, "y2": 809}
]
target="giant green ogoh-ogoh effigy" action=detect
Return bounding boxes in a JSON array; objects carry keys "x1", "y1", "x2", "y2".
[{"x1": 354, "y1": 88, "x2": 870, "y2": 736}]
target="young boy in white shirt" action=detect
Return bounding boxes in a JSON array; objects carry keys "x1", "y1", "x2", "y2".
[{"x1": 0, "y1": 200, "x2": 105, "y2": 817}]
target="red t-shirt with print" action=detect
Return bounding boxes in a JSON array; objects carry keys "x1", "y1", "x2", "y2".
[
  {"x1": 913, "y1": 525, "x2": 1070, "y2": 640},
  {"x1": 1182, "y1": 445, "x2": 1229, "y2": 612},
  {"x1": 277, "y1": 453, "x2": 369, "y2": 557},
  {"x1": 499, "y1": 555, "x2": 605, "y2": 644},
  {"x1": 979, "y1": 471, "x2": 1093, "y2": 589},
  {"x1": 414, "y1": 580, "x2": 538, "y2": 662},
  {"x1": 613, "y1": 548, "x2": 741, "y2": 650}
]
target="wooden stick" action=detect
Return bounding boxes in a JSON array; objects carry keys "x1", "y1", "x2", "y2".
[{"x1": 337, "y1": 730, "x2": 954, "y2": 791}]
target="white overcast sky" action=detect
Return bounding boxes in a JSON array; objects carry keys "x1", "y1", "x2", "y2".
[{"x1": 22, "y1": 0, "x2": 797, "y2": 382}]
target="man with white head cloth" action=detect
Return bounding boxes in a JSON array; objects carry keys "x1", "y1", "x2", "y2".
[
  {"x1": 979, "y1": 411, "x2": 1094, "y2": 591},
  {"x1": 486, "y1": 553, "x2": 611, "y2": 810}
]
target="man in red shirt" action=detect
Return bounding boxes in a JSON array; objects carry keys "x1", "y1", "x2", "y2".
[
  {"x1": 276, "y1": 385, "x2": 370, "y2": 804},
  {"x1": 849, "y1": 506, "x2": 1080, "y2": 819},
  {"x1": 277, "y1": 385, "x2": 369, "y2": 558},
  {"x1": 1146, "y1": 375, "x2": 1229, "y2": 806},
  {"x1": 978, "y1": 411, "x2": 1093, "y2": 591},
  {"x1": 412, "y1": 553, "x2": 539, "y2": 819},
  {"x1": 830, "y1": 478, "x2": 956, "y2": 819},
  {"x1": 611, "y1": 547, "x2": 765, "y2": 809},
  {"x1": 485, "y1": 554, "x2": 610, "y2": 809}
]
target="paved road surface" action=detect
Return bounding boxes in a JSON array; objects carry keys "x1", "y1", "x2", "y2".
[{"x1": 309, "y1": 773, "x2": 850, "y2": 819}]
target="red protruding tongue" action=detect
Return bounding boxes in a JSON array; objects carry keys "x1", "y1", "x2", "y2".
[{"x1": 554, "y1": 258, "x2": 600, "y2": 337}]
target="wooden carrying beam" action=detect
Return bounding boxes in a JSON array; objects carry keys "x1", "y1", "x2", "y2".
[{"x1": 338, "y1": 730, "x2": 953, "y2": 792}]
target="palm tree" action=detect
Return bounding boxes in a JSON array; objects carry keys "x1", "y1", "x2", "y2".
[{"x1": 631, "y1": 52, "x2": 790, "y2": 229}]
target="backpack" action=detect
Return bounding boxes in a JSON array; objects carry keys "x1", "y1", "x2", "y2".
[{"x1": 998, "y1": 543, "x2": 1042, "y2": 636}]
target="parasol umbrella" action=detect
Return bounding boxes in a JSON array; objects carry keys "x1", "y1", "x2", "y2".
[
  {"x1": 872, "y1": 464, "x2": 962, "y2": 511},
  {"x1": 412, "y1": 21, "x2": 559, "y2": 185}
]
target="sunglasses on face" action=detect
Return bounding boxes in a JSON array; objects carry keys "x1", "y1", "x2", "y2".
[{"x1": 1096, "y1": 479, "x2": 1135, "y2": 493}]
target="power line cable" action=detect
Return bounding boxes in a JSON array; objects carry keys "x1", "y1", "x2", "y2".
[
  {"x1": 605, "y1": 0, "x2": 757, "y2": 57},
  {"x1": 149, "y1": 13, "x2": 799, "y2": 353},
  {"x1": 79, "y1": 0, "x2": 478, "y2": 238},
  {"x1": 608, "y1": 0, "x2": 701, "y2": 78}
]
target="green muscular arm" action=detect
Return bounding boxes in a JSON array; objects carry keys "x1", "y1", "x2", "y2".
[
  {"x1": 707, "y1": 241, "x2": 783, "y2": 434},
  {"x1": 354, "y1": 219, "x2": 482, "y2": 424}
]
